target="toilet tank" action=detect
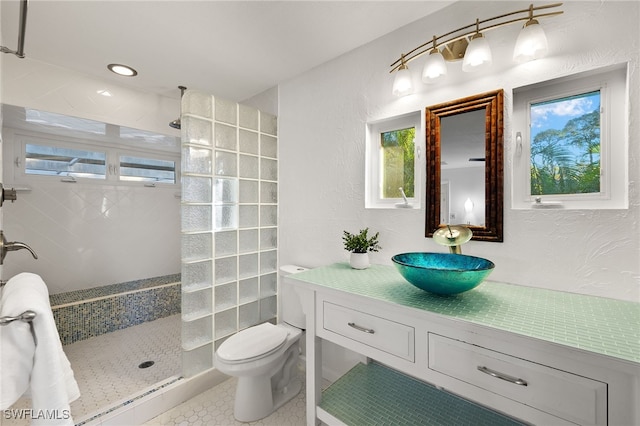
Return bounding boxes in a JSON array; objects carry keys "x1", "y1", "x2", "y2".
[{"x1": 279, "y1": 265, "x2": 308, "y2": 329}]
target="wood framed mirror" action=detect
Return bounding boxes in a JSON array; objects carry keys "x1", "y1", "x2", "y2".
[{"x1": 425, "y1": 89, "x2": 504, "y2": 242}]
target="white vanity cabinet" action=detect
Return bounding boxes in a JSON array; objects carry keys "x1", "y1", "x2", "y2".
[{"x1": 290, "y1": 263, "x2": 640, "y2": 426}]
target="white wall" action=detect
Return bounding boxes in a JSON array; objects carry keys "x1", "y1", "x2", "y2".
[
  {"x1": 279, "y1": 1, "x2": 640, "y2": 302},
  {"x1": 0, "y1": 56, "x2": 181, "y2": 293}
]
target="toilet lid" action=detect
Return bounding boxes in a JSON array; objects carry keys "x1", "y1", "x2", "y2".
[{"x1": 217, "y1": 323, "x2": 288, "y2": 362}]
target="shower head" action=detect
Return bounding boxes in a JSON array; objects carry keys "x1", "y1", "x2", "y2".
[
  {"x1": 169, "y1": 118, "x2": 181, "y2": 129},
  {"x1": 169, "y1": 85, "x2": 187, "y2": 129}
]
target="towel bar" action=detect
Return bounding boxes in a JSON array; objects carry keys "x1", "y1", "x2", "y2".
[{"x1": 0, "y1": 310, "x2": 36, "y2": 325}]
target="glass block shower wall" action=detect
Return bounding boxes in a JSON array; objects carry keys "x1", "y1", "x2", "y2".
[{"x1": 180, "y1": 90, "x2": 278, "y2": 378}]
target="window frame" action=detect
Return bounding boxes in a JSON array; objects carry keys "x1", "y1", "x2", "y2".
[
  {"x1": 365, "y1": 111, "x2": 422, "y2": 209},
  {"x1": 6, "y1": 128, "x2": 180, "y2": 188},
  {"x1": 512, "y1": 64, "x2": 628, "y2": 210}
]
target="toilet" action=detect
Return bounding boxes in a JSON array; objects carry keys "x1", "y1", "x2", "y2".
[{"x1": 214, "y1": 265, "x2": 307, "y2": 422}]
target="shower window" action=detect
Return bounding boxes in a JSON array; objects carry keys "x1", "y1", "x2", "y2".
[
  {"x1": 119, "y1": 155, "x2": 176, "y2": 183},
  {"x1": 25, "y1": 143, "x2": 107, "y2": 179}
]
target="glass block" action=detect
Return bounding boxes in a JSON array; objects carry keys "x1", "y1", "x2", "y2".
[
  {"x1": 239, "y1": 277, "x2": 259, "y2": 304},
  {"x1": 239, "y1": 154, "x2": 259, "y2": 179},
  {"x1": 260, "y1": 228, "x2": 277, "y2": 250},
  {"x1": 181, "y1": 260, "x2": 212, "y2": 292},
  {"x1": 260, "y1": 205, "x2": 277, "y2": 227},
  {"x1": 183, "y1": 116, "x2": 212, "y2": 146},
  {"x1": 182, "y1": 205, "x2": 212, "y2": 232},
  {"x1": 214, "y1": 205, "x2": 238, "y2": 230},
  {"x1": 260, "y1": 111, "x2": 277, "y2": 136},
  {"x1": 215, "y1": 230, "x2": 237, "y2": 257},
  {"x1": 215, "y1": 151, "x2": 237, "y2": 177},
  {"x1": 239, "y1": 229, "x2": 259, "y2": 253},
  {"x1": 260, "y1": 295, "x2": 277, "y2": 322},
  {"x1": 182, "y1": 316, "x2": 212, "y2": 351},
  {"x1": 215, "y1": 256, "x2": 237, "y2": 285},
  {"x1": 182, "y1": 146, "x2": 212, "y2": 174},
  {"x1": 261, "y1": 134, "x2": 278, "y2": 158},
  {"x1": 239, "y1": 179, "x2": 259, "y2": 203},
  {"x1": 183, "y1": 91, "x2": 212, "y2": 118},
  {"x1": 239, "y1": 129, "x2": 259, "y2": 154},
  {"x1": 182, "y1": 176, "x2": 212, "y2": 203},
  {"x1": 215, "y1": 97, "x2": 237, "y2": 125},
  {"x1": 260, "y1": 250, "x2": 277, "y2": 274},
  {"x1": 214, "y1": 178, "x2": 238, "y2": 204},
  {"x1": 182, "y1": 233, "x2": 212, "y2": 262},
  {"x1": 215, "y1": 308, "x2": 237, "y2": 339},
  {"x1": 239, "y1": 104, "x2": 259, "y2": 130},
  {"x1": 239, "y1": 205, "x2": 259, "y2": 228},
  {"x1": 260, "y1": 273, "x2": 277, "y2": 298},
  {"x1": 182, "y1": 343, "x2": 213, "y2": 378},
  {"x1": 239, "y1": 301, "x2": 260, "y2": 330},
  {"x1": 215, "y1": 282, "x2": 237, "y2": 312},
  {"x1": 214, "y1": 123, "x2": 237, "y2": 150},
  {"x1": 239, "y1": 253, "x2": 259, "y2": 279},
  {"x1": 182, "y1": 288, "x2": 212, "y2": 321},
  {"x1": 260, "y1": 158, "x2": 278, "y2": 181},
  {"x1": 260, "y1": 181, "x2": 277, "y2": 204}
]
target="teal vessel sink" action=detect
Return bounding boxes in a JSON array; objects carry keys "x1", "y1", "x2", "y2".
[{"x1": 391, "y1": 252, "x2": 495, "y2": 295}]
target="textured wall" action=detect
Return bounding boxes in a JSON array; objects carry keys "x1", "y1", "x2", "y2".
[{"x1": 279, "y1": 1, "x2": 639, "y2": 302}]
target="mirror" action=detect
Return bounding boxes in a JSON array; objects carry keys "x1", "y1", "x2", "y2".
[{"x1": 425, "y1": 89, "x2": 504, "y2": 242}]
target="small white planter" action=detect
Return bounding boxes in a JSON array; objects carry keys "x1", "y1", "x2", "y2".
[{"x1": 349, "y1": 252, "x2": 370, "y2": 270}]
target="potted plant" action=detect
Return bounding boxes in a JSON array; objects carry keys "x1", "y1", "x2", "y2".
[{"x1": 342, "y1": 228, "x2": 381, "y2": 269}]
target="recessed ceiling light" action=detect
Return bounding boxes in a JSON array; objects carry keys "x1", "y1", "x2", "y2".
[{"x1": 107, "y1": 63, "x2": 138, "y2": 77}]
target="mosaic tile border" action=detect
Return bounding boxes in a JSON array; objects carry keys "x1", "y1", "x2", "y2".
[
  {"x1": 75, "y1": 376, "x2": 182, "y2": 426},
  {"x1": 50, "y1": 274, "x2": 181, "y2": 307},
  {"x1": 52, "y1": 276, "x2": 181, "y2": 345}
]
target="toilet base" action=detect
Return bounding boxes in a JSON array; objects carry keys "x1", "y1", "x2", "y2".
[{"x1": 232, "y1": 345, "x2": 302, "y2": 422}]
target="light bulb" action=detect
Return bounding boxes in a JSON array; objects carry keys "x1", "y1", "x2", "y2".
[
  {"x1": 462, "y1": 33, "x2": 492, "y2": 72},
  {"x1": 392, "y1": 66, "x2": 413, "y2": 97},
  {"x1": 422, "y1": 49, "x2": 447, "y2": 83},
  {"x1": 513, "y1": 20, "x2": 548, "y2": 63}
]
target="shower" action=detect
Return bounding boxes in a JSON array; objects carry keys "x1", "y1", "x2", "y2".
[{"x1": 169, "y1": 85, "x2": 187, "y2": 129}]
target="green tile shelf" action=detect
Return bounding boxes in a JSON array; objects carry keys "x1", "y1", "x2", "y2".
[
  {"x1": 320, "y1": 361, "x2": 526, "y2": 426},
  {"x1": 293, "y1": 263, "x2": 640, "y2": 363}
]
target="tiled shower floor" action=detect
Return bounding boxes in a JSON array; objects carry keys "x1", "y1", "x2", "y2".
[{"x1": 5, "y1": 314, "x2": 181, "y2": 425}]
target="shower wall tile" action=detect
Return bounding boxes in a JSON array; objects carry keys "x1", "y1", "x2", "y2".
[
  {"x1": 181, "y1": 92, "x2": 278, "y2": 378},
  {"x1": 183, "y1": 91, "x2": 212, "y2": 118},
  {"x1": 215, "y1": 97, "x2": 238, "y2": 125},
  {"x1": 239, "y1": 104, "x2": 259, "y2": 130},
  {"x1": 260, "y1": 111, "x2": 278, "y2": 136}
]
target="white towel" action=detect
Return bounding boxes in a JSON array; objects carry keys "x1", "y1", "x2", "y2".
[{"x1": 0, "y1": 273, "x2": 80, "y2": 425}]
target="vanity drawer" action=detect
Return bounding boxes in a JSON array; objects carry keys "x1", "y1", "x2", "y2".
[
  {"x1": 323, "y1": 302, "x2": 414, "y2": 361},
  {"x1": 428, "y1": 333, "x2": 607, "y2": 426}
]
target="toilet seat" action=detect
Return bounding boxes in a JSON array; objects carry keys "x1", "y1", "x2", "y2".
[{"x1": 217, "y1": 323, "x2": 289, "y2": 363}]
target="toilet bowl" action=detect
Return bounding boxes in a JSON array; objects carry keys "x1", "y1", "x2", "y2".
[{"x1": 214, "y1": 265, "x2": 307, "y2": 422}]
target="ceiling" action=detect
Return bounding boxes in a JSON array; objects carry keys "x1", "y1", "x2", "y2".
[{"x1": 1, "y1": 1, "x2": 453, "y2": 102}]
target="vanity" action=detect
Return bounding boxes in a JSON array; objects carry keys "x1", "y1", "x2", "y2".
[{"x1": 290, "y1": 263, "x2": 640, "y2": 425}]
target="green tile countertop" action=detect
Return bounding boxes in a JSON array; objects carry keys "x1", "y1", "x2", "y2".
[{"x1": 292, "y1": 263, "x2": 640, "y2": 364}]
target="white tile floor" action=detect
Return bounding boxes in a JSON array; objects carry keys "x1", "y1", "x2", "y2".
[
  {"x1": 4, "y1": 315, "x2": 181, "y2": 426},
  {"x1": 145, "y1": 374, "x2": 307, "y2": 426}
]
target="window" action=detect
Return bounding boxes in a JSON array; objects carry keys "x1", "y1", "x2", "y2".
[
  {"x1": 4, "y1": 106, "x2": 180, "y2": 187},
  {"x1": 26, "y1": 143, "x2": 106, "y2": 179},
  {"x1": 119, "y1": 155, "x2": 176, "y2": 183},
  {"x1": 366, "y1": 112, "x2": 421, "y2": 208},
  {"x1": 512, "y1": 64, "x2": 628, "y2": 209}
]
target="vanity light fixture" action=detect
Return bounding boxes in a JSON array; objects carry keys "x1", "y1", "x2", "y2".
[
  {"x1": 107, "y1": 63, "x2": 138, "y2": 77},
  {"x1": 390, "y1": 2, "x2": 563, "y2": 96}
]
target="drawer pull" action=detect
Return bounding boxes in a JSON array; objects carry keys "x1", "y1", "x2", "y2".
[
  {"x1": 477, "y1": 366, "x2": 528, "y2": 386},
  {"x1": 348, "y1": 322, "x2": 375, "y2": 334}
]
